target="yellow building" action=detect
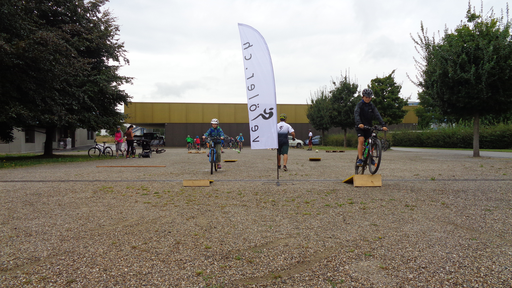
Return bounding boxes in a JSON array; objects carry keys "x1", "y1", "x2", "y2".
[{"x1": 124, "y1": 102, "x2": 418, "y2": 147}]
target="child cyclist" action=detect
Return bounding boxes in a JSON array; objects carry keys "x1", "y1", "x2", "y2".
[
  {"x1": 236, "y1": 133, "x2": 244, "y2": 150},
  {"x1": 202, "y1": 118, "x2": 225, "y2": 169},
  {"x1": 186, "y1": 135, "x2": 193, "y2": 149},
  {"x1": 354, "y1": 88, "x2": 388, "y2": 166},
  {"x1": 194, "y1": 136, "x2": 201, "y2": 150}
]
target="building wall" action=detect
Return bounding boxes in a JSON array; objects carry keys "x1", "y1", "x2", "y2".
[
  {"x1": 0, "y1": 128, "x2": 94, "y2": 154},
  {"x1": 125, "y1": 102, "x2": 418, "y2": 147}
]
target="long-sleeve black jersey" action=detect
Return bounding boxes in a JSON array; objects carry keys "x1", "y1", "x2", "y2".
[{"x1": 354, "y1": 100, "x2": 386, "y2": 127}]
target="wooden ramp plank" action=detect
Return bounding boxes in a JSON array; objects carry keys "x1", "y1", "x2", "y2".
[
  {"x1": 96, "y1": 165, "x2": 166, "y2": 168},
  {"x1": 223, "y1": 159, "x2": 237, "y2": 162},
  {"x1": 183, "y1": 179, "x2": 211, "y2": 187},
  {"x1": 309, "y1": 158, "x2": 321, "y2": 161}
]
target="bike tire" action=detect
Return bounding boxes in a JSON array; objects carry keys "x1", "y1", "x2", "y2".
[
  {"x1": 355, "y1": 155, "x2": 366, "y2": 175},
  {"x1": 88, "y1": 147, "x2": 101, "y2": 158},
  {"x1": 209, "y1": 148, "x2": 214, "y2": 174},
  {"x1": 368, "y1": 138, "x2": 382, "y2": 175},
  {"x1": 104, "y1": 147, "x2": 114, "y2": 157}
]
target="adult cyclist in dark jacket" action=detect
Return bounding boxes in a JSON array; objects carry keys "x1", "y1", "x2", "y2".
[{"x1": 354, "y1": 88, "x2": 388, "y2": 166}]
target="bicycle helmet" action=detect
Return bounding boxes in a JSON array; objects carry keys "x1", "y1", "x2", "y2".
[
  {"x1": 279, "y1": 113, "x2": 287, "y2": 121},
  {"x1": 211, "y1": 118, "x2": 219, "y2": 124},
  {"x1": 240, "y1": 133, "x2": 242, "y2": 135},
  {"x1": 362, "y1": 88, "x2": 373, "y2": 97},
  {"x1": 196, "y1": 136, "x2": 199, "y2": 138}
]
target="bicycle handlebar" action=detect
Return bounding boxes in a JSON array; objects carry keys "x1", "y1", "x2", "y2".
[{"x1": 357, "y1": 125, "x2": 387, "y2": 131}]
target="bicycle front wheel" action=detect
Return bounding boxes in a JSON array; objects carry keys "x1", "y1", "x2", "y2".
[
  {"x1": 209, "y1": 149, "x2": 214, "y2": 174},
  {"x1": 88, "y1": 147, "x2": 101, "y2": 158},
  {"x1": 368, "y1": 138, "x2": 382, "y2": 175},
  {"x1": 104, "y1": 147, "x2": 114, "y2": 157}
]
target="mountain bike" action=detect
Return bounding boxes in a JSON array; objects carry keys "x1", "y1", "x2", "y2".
[
  {"x1": 355, "y1": 126, "x2": 385, "y2": 175},
  {"x1": 208, "y1": 137, "x2": 222, "y2": 174},
  {"x1": 187, "y1": 142, "x2": 193, "y2": 151},
  {"x1": 88, "y1": 141, "x2": 114, "y2": 158}
]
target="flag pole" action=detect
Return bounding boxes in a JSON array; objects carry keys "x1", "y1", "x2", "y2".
[{"x1": 276, "y1": 149, "x2": 280, "y2": 186}]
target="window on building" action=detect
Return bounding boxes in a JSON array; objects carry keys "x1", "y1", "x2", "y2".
[
  {"x1": 87, "y1": 130, "x2": 95, "y2": 140},
  {"x1": 25, "y1": 128, "x2": 35, "y2": 143}
]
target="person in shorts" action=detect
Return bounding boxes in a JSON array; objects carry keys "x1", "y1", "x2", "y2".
[
  {"x1": 124, "y1": 125, "x2": 135, "y2": 158},
  {"x1": 354, "y1": 88, "x2": 388, "y2": 166},
  {"x1": 277, "y1": 113, "x2": 295, "y2": 171}
]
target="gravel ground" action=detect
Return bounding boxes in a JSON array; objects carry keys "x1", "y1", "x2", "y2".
[{"x1": 1, "y1": 147, "x2": 511, "y2": 287}]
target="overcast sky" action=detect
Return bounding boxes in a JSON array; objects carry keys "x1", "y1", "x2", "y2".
[{"x1": 103, "y1": 0, "x2": 508, "y2": 106}]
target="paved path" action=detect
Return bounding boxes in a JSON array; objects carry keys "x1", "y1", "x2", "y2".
[{"x1": 392, "y1": 147, "x2": 512, "y2": 158}]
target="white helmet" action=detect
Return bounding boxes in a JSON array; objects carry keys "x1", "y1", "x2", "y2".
[{"x1": 211, "y1": 118, "x2": 219, "y2": 124}]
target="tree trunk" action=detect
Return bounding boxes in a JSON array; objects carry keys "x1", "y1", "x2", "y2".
[
  {"x1": 343, "y1": 128, "x2": 347, "y2": 148},
  {"x1": 44, "y1": 126, "x2": 55, "y2": 157},
  {"x1": 473, "y1": 114, "x2": 480, "y2": 157}
]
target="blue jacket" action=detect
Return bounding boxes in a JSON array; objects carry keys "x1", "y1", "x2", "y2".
[{"x1": 204, "y1": 127, "x2": 224, "y2": 143}]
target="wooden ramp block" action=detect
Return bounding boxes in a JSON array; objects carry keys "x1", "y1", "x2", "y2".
[
  {"x1": 343, "y1": 174, "x2": 382, "y2": 187},
  {"x1": 223, "y1": 159, "x2": 237, "y2": 162},
  {"x1": 183, "y1": 179, "x2": 211, "y2": 187},
  {"x1": 326, "y1": 150, "x2": 345, "y2": 153},
  {"x1": 309, "y1": 158, "x2": 321, "y2": 161}
]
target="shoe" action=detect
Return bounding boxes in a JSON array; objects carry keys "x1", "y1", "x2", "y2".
[
  {"x1": 217, "y1": 164, "x2": 221, "y2": 169},
  {"x1": 278, "y1": 165, "x2": 281, "y2": 169},
  {"x1": 283, "y1": 165, "x2": 288, "y2": 171},
  {"x1": 132, "y1": 155, "x2": 135, "y2": 158},
  {"x1": 371, "y1": 159, "x2": 376, "y2": 166},
  {"x1": 356, "y1": 159, "x2": 364, "y2": 166}
]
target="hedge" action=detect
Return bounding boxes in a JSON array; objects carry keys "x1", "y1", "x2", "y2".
[{"x1": 391, "y1": 124, "x2": 512, "y2": 149}]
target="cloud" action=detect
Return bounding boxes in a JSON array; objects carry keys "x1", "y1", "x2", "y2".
[
  {"x1": 153, "y1": 81, "x2": 207, "y2": 98},
  {"x1": 104, "y1": 0, "x2": 509, "y2": 106}
]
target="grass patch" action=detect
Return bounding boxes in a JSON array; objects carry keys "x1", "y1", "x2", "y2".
[{"x1": 0, "y1": 153, "x2": 111, "y2": 169}]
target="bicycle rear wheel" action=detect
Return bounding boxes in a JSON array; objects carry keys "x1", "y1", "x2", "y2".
[
  {"x1": 355, "y1": 155, "x2": 366, "y2": 175},
  {"x1": 88, "y1": 147, "x2": 101, "y2": 158},
  {"x1": 104, "y1": 147, "x2": 114, "y2": 157},
  {"x1": 368, "y1": 138, "x2": 382, "y2": 175}
]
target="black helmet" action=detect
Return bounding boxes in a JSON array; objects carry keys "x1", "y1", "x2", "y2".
[{"x1": 362, "y1": 88, "x2": 373, "y2": 97}]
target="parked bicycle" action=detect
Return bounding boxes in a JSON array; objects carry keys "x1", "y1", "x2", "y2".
[
  {"x1": 355, "y1": 126, "x2": 386, "y2": 175},
  {"x1": 380, "y1": 138, "x2": 390, "y2": 152},
  {"x1": 207, "y1": 137, "x2": 222, "y2": 174},
  {"x1": 88, "y1": 141, "x2": 114, "y2": 158}
]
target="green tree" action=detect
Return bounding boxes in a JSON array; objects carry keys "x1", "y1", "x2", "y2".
[
  {"x1": 411, "y1": 3, "x2": 512, "y2": 156},
  {"x1": 0, "y1": 0, "x2": 131, "y2": 155},
  {"x1": 414, "y1": 91, "x2": 458, "y2": 129},
  {"x1": 368, "y1": 70, "x2": 409, "y2": 127},
  {"x1": 307, "y1": 88, "x2": 332, "y2": 145},
  {"x1": 329, "y1": 72, "x2": 359, "y2": 147}
]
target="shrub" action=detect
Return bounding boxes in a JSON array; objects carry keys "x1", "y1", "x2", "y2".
[
  {"x1": 325, "y1": 133, "x2": 359, "y2": 148},
  {"x1": 392, "y1": 124, "x2": 512, "y2": 149}
]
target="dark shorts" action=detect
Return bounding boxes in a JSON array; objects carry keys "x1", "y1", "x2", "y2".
[
  {"x1": 278, "y1": 145, "x2": 289, "y2": 155},
  {"x1": 356, "y1": 128, "x2": 371, "y2": 140}
]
